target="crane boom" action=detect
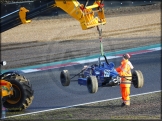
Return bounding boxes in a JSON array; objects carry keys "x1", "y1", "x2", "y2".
[
  {"x1": 54, "y1": 0, "x2": 106, "y2": 30},
  {"x1": 1, "y1": 0, "x2": 106, "y2": 32}
]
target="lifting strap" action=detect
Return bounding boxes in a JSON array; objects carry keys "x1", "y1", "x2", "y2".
[{"x1": 97, "y1": 25, "x2": 104, "y2": 56}]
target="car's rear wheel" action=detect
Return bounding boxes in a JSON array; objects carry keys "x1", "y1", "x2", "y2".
[{"x1": 132, "y1": 70, "x2": 144, "y2": 88}]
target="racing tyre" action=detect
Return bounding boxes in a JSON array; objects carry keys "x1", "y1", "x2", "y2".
[
  {"x1": 60, "y1": 70, "x2": 70, "y2": 86},
  {"x1": 132, "y1": 70, "x2": 144, "y2": 88},
  {"x1": 2, "y1": 73, "x2": 34, "y2": 111},
  {"x1": 87, "y1": 76, "x2": 98, "y2": 93}
]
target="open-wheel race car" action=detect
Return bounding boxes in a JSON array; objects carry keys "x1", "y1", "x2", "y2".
[{"x1": 60, "y1": 55, "x2": 144, "y2": 93}]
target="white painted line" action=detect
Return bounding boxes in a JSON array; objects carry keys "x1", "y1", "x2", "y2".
[
  {"x1": 5, "y1": 90, "x2": 161, "y2": 119},
  {"x1": 21, "y1": 63, "x2": 80, "y2": 73},
  {"x1": 21, "y1": 69, "x2": 40, "y2": 73},
  {"x1": 77, "y1": 56, "x2": 121, "y2": 64},
  {"x1": 148, "y1": 47, "x2": 161, "y2": 51}
]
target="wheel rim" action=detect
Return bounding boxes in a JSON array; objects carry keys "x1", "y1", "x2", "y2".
[{"x1": 6, "y1": 84, "x2": 21, "y2": 104}]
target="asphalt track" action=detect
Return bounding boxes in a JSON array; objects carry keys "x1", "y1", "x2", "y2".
[{"x1": 5, "y1": 47, "x2": 161, "y2": 117}]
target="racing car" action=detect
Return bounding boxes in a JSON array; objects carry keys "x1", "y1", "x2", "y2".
[{"x1": 60, "y1": 55, "x2": 144, "y2": 93}]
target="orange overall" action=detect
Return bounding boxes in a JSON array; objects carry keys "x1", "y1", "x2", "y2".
[{"x1": 116, "y1": 59, "x2": 133, "y2": 106}]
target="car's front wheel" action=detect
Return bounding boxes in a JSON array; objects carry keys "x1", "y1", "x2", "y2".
[
  {"x1": 60, "y1": 70, "x2": 70, "y2": 86},
  {"x1": 87, "y1": 76, "x2": 98, "y2": 93}
]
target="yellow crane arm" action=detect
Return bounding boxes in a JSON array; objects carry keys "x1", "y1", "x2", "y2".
[
  {"x1": 54, "y1": 0, "x2": 106, "y2": 30},
  {"x1": 19, "y1": 0, "x2": 106, "y2": 30}
]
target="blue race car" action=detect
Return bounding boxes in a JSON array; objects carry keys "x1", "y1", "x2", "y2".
[{"x1": 60, "y1": 55, "x2": 144, "y2": 93}]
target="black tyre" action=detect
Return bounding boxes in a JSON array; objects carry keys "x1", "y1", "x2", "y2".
[
  {"x1": 60, "y1": 70, "x2": 70, "y2": 86},
  {"x1": 2, "y1": 73, "x2": 34, "y2": 111},
  {"x1": 87, "y1": 76, "x2": 98, "y2": 93},
  {"x1": 132, "y1": 70, "x2": 144, "y2": 88}
]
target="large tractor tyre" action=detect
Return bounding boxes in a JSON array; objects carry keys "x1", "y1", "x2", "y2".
[
  {"x1": 132, "y1": 70, "x2": 144, "y2": 88},
  {"x1": 87, "y1": 76, "x2": 98, "y2": 93},
  {"x1": 60, "y1": 70, "x2": 70, "y2": 86},
  {"x1": 2, "y1": 73, "x2": 34, "y2": 111}
]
